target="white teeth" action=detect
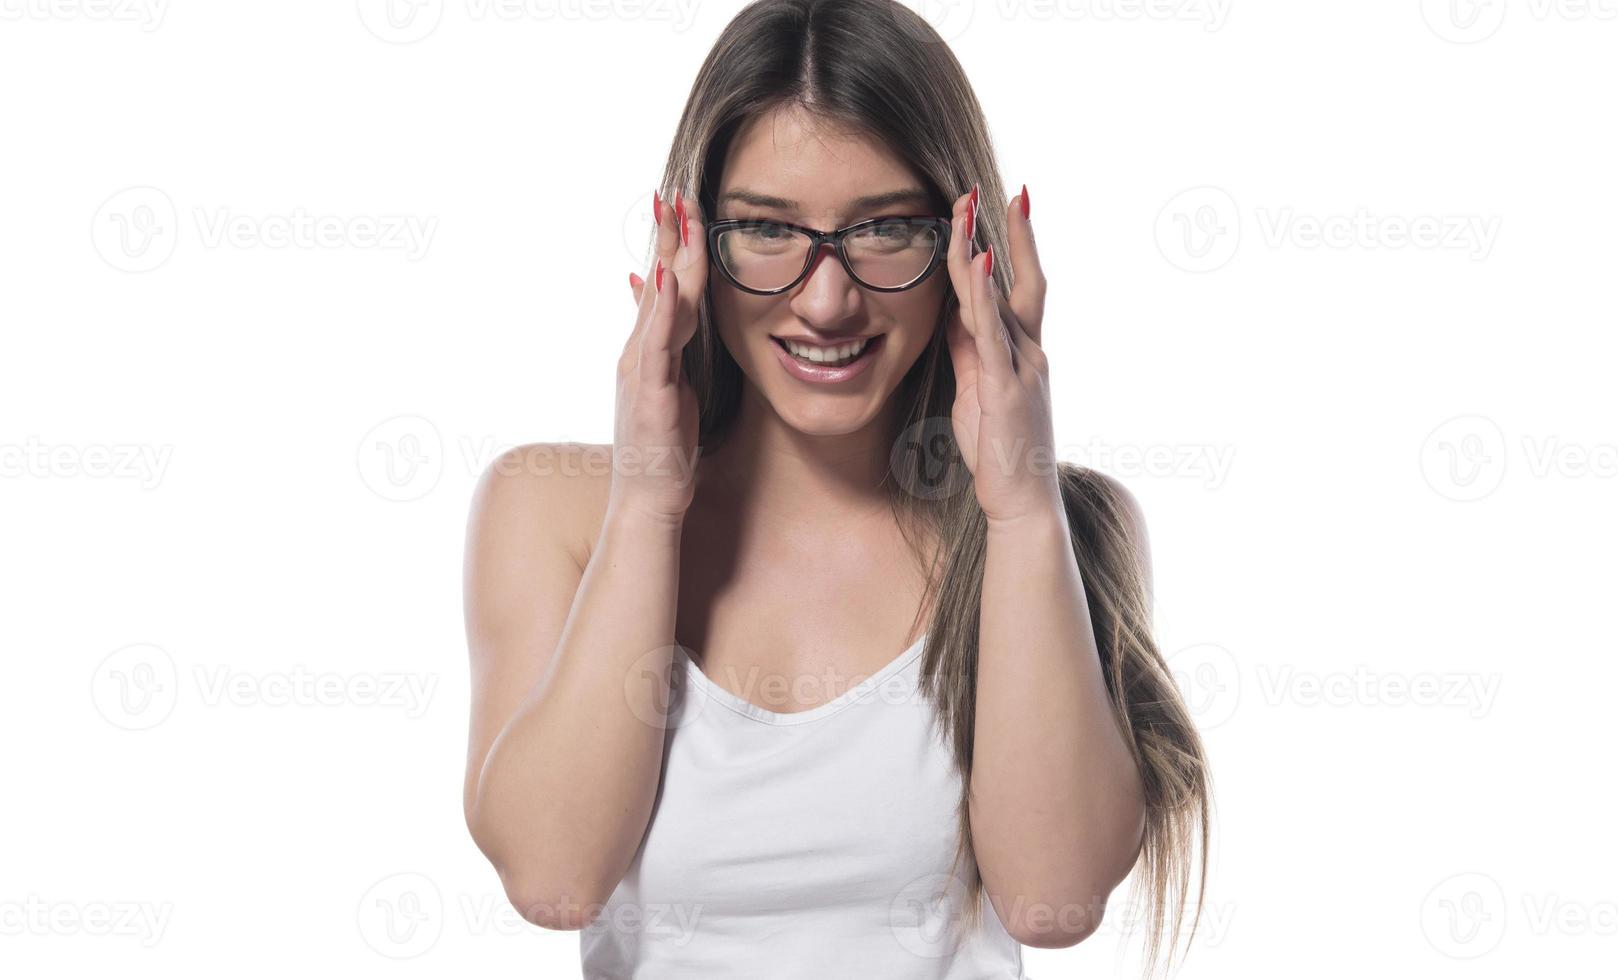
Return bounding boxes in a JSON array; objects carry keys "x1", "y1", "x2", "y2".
[{"x1": 783, "y1": 337, "x2": 871, "y2": 365}]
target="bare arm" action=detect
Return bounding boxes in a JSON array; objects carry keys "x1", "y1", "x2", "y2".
[
  {"x1": 462, "y1": 443, "x2": 685, "y2": 929},
  {"x1": 464, "y1": 189, "x2": 707, "y2": 930},
  {"x1": 969, "y1": 477, "x2": 1150, "y2": 948}
]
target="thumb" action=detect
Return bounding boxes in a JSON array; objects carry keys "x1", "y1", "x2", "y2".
[{"x1": 628, "y1": 271, "x2": 645, "y2": 306}]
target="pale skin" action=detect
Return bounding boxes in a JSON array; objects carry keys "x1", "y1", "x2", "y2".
[{"x1": 462, "y1": 104, "x2": 1148, "y2": 948}]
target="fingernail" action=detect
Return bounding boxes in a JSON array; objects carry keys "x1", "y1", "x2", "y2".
[
  {"x1": 653, "y1": 190, "x2": 663, "y2": 225},
  {"x1": 629, "y1": 272, "x2": 643, "y2": 290},
  {"x1": 655, "y1": 259, "x2": 664, "y2": 292},
  {"x1": 984, "y1": 244, "x2": 994, "y2": 278},
  {"x1": 969, "y1": 183, "x2": 979, "y2": 211},
  {"x1": 676, "y1": 192, "x2": 689, "y2": 247},
  {"x1": 1020, "y1": 183, "x2": 1030, "y2": 221},
  {"x1": 964, "y1": 200, "x2": 976, "y2": 243}
]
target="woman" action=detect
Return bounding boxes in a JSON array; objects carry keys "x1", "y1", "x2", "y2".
[{"x1": 461, "y1": 0, "x2": 1210, "y2": 975}]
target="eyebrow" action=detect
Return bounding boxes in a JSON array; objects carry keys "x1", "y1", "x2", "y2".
[{"x1": 717, "y1": 187, "x2": 933, "y2": 213}]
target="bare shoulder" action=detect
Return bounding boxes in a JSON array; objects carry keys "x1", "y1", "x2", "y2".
[{"x1": 467, "y1": 442, "x2": 614, "y2": 570}]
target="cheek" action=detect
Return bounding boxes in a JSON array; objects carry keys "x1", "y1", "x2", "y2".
[
  {"x1": 881, "y1": 285, "x2": 948, "y2": 356},
  {"x1": 709, "y1": 288, "x2": 767, "y2": 361}
]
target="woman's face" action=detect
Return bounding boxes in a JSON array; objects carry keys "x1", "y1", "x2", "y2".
[{"x1": 708, "y1": 104, "x2": 948, "y2": 437}]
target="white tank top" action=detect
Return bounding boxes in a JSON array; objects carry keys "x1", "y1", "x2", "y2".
[{"x1": 580, "y1": 634, "x2": 1027, "y2": 978}]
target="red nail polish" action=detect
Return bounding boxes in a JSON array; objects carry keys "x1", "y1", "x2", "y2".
[
  {"x1": 984, "y1": 244, "x2": 994, "y2": 278},
  {"x1": 655, "y1": 259, "x2": 664, "y2": 292},
  {"x1": 676, "y1": 193, "x2": 689, "y2": 247},
  {"x1": 653, "y1": 191, "x2": 662, "y2": 225},
  {"x1": 964, "y1": 201, "x2": 976, "y2": 243},
  {"x1": 629, "y1": 272, "x2": 643, "y2": 290},
  {"x1": 969, "y1": 184, "x2": 979, "y2": 212},
  {"x1": 1020, "y1": 183, "x2": 1030, "y2": 220}
]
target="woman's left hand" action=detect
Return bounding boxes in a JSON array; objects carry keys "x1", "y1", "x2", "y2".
[{"x1": 943, "y1": 185, "x2": 1064, "y2": 526}]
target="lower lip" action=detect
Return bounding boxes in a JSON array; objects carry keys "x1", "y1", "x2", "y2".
[{"x1": 770, "y1": 335, "x2": 884, "y2": 384}]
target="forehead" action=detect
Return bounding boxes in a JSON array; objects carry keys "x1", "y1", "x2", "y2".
[{"x1": 717, "y1": 104, "x2": 923, "y2": 219}]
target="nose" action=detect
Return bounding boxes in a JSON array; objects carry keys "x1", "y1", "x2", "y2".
[{"x1": 786, "y1": 241, "x2": 864, "y2": 333}]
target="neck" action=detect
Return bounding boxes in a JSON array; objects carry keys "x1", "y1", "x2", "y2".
[{"x1": 695, "y1": 382, "x2": 900, "y2": 526}]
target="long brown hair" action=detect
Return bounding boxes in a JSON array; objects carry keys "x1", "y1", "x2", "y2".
[{"x1": 650, "y1": 0, "x2": 1211, "y2": 971}]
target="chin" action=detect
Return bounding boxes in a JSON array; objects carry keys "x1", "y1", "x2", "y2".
[{"x1": 772, "y1": 401, "x2": 880, "y2": 437}]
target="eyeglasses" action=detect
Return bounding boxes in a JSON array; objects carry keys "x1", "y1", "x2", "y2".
[{"x1": 706, "y1": 215, "x2": 952, "y2": 295}]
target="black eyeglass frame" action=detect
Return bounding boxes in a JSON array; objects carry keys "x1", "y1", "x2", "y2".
[{"x1": 705, "y1": 215, "x2": 954, "y2": 296}]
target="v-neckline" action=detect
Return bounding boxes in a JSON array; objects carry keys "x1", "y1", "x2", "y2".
[{"x1": 678, "y1": 633, "x2": 928, "y2": 726}]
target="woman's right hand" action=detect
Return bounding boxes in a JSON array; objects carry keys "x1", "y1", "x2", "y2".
[{"x1": 609, "y1": 189, "x2": 709, "y2": 525}]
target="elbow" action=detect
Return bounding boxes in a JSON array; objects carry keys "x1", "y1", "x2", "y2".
[
  {"x1": 500, "y1": 872, "x2": 612, "y2": 931},
  {"x1": 465, "y1": 809, "x2": 616, "y2": 931},
  {"x1": 994, "y1": 879, "x2": 1111, "y2": 949},
  {"x1": 1005, "y1": 899, "x2": 1105, "y2": 949}
]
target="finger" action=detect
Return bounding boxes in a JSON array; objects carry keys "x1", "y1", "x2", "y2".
[
  {"x1": 628, "y1": 192, "x2": 672, "y2": 342},
  {"x1": 1005, "y1": 183, "x2": 1047, "y2": 346},
  {"x1": 943, "y1": 185, "x2": 980, "y2": 338},
  {"x1": 996, "y1": 290, "x2": 1047, "y2": 385},
  {"x1": 639, "y1": 258, "x2": 682, "y2": 387},
  {"x1": 969, "y1": 245, "x2": 1018, "y2": 387},
  {"x1": 629, "y1": 271, "x2": 645, "y2": 307},
  {"x1": 993, "y1": 290, "x2": 1034, "y2": 356},
  {"x1": 652, "y1": 187, "x2": 680, "y2": 267},
  {"x1": 669, "y1": 189, "x2": 708, "y2": 351}
]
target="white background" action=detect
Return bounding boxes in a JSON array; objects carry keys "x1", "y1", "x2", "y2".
[{"x1": 3, "y1": 0, "x2": 1615, "y2": 976}]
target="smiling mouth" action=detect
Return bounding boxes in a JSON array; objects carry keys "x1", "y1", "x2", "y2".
[{"x1": 771, "y1": 335, "x2": 882, "y2": 368}]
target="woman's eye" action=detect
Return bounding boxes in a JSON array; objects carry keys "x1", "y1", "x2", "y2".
[{"x1": 741, "y1": 222, "x2": 790, "y2": 241}]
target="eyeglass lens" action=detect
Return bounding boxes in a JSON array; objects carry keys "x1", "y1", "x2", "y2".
[{"x1": 714, "y1": 219, "x2": 943, "y2": 291}]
